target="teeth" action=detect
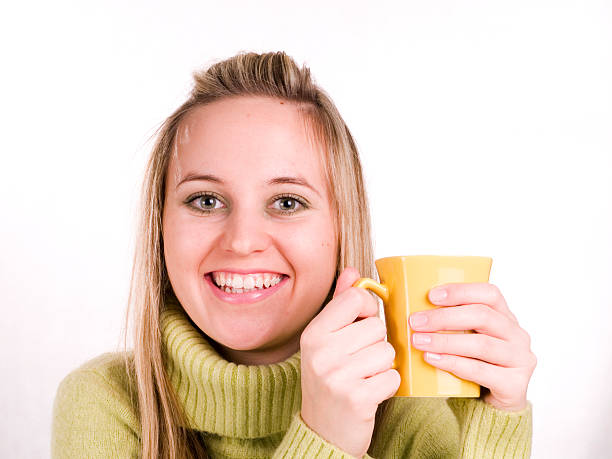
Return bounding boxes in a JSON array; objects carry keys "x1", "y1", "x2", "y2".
[
  {"x1": 211, "y1": 271, "x2": 283, "y2": 292},
  {"x1": 232, "y1": 275, "x2": 243, "y2": 289},
  {"x1": 243, "y1": 276, "x2": 255, "y2": 290}
]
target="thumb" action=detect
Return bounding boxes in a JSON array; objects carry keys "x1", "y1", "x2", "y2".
[{"x1": 333, "y1": 266, "x2": 361, "y2": 299}]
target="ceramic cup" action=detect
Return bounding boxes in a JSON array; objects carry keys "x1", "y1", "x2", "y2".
[{"x1": 353, "y1": 255, "x2": 492, "y2": 397}]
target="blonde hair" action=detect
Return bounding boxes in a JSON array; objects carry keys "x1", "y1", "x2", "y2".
[{"x1": 122, "y1": 51, "x2": 376, "y2": 459}]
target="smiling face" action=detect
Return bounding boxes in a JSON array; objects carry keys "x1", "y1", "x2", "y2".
[{"x1": 162, "y1": 96, "x2": 338, "y2": 365}]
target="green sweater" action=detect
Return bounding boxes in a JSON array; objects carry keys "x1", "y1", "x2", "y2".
[{"x1": 52, "y1": 300, "x2": 532, "y2": 458}]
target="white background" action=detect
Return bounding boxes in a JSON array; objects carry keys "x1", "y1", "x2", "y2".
[{"x1": 1, "y1": 1, "x2": 610, "y2": 457}]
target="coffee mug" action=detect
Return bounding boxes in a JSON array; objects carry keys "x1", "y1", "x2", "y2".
[{"x1": 353, "y1": 255, "x2": 492, "y2": 397}]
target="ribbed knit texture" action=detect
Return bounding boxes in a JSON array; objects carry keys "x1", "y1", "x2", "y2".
[
  {"x1": 52, "y1": 299, "x2": 533, "y2": 458},
  {"x1": 161, "y1": 299, "x2": 302, "y2": 438},
  {"x1": 447, "y1": 398, "x2": 532, "y2": 458}
]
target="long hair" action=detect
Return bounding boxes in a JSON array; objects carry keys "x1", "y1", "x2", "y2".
[{"x1": 122, "y1": 51, "x2": 376, "y2": 459}]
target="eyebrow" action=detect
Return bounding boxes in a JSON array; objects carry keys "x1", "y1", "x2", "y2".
[
  {"x1": 176, "y1": 173, "x2": 222, "y2": 190},
  {"x1": 176, "y1": 173, "x2": 322, "y2": 197}
]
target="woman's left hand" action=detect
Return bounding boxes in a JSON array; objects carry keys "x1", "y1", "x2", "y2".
[{"x1": 409, "y1": 283, "x2": 537, "y2": 412}]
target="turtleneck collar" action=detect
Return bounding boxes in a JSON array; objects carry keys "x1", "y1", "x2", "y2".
[{"x1": 160, "y1": 299, "x2": 302, "y2": 439}]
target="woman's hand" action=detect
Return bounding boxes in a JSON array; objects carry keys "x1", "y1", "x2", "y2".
[
  {"x1": 409, "y1": 282, "x2": 537, "y2": 412},
  {"x1": 300, "y1": 267, "x2": 401, "y2": 458}
]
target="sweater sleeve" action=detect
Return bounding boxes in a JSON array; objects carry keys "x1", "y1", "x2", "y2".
[
  {"x1": 446, "y1": 398, "x2": 532, "y2": 458},
  {"x1": 366, "y1": 397, "x2": 532, "y2": 458},
  {"x1": 51, "y1": 358, "x2": 141, "y2": 458},
  {"x1": 273, "y1": 411, "x2": 375, "y2": 459}
]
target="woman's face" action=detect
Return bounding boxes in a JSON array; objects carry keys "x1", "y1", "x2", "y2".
[{"x1": 162, "y1": 96, "x2": 338, "y2": 365}]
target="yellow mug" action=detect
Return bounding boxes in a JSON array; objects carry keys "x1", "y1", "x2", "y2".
[{"x1": 353, "y1": 255, "x2": 492, "y2": 397}]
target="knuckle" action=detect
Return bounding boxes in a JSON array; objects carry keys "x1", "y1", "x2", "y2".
[
  {"x1": 371, "y1": 317, "x2": 387, "y2": 339},
  {"x1": 442, "y1": 354, "x2": 456, "y2": 373},
  {"x1": 351, "y1": 286, "x2": 369, "y2": 303},
  {"x1": 300, "y1": 329, "x2": 316, "y2": 350},
  {"x1": 363, "y1": 293, "x2": 379, "y2": 314},
  {"x1": 389, "y1": 369, "x2": 401, "y2": 390},
  {"x1": 473, "y1": 359, "x2": 487, "y2": 379},
  {"x1": 347, "y1": 388, "x2": 363, "y2": 411},
  {"x1": 324, "y1": 372, "x2": 344, "y2": 394},
  {"x1": 489, "y1": 283, "x2": 503, "y2": 301},
  {"x1": 376, "y1": 377, "x2": 400, "y2": 403},
  {"x1": 475, "y1": 304, "x2": 491, "y2": 328},
  {"x1": 510, "y1": 371, "x2": 528, "y2": 389},
  {"x1": 349, "y1": 287, "x2": 371, "y2": 312},
  {"x1": 474, "y1": 335, "x2": 488, "y2": 359},
  {"x1": 511, "y1": 326, "x2": 531, "y2": 348},
  {"x1": 521, "y1": 329, "x2": 532, "y2": 347},
  {"x1": 489, "y1": 283, "x2": 501, "y2": 295},
  {"x1": 383, "y1": 341, "x2": 396, "y2": 362},
  {"x1": 528, "y1": 352, "x2": 538, "y2": 370},
  {"x1": 299, "y1": 330, "x2": 310, "y2": 348},
  {"x1": 309, "y1": 352, "x2": 330, "y2": 378},
  {"x1": 345, "y1": 286, "x2": 361, "y2": 302},
  {"x1": 377, "y1": 369, "x2": 400, "y2": 395},
  {"x1": 438, "y1": 332, "x2": 451, "y2": 350}
]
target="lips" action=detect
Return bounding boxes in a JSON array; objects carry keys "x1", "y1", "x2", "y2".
[
  {"x1": 209, "y1": 271, "x2": 285, "y2": 291},
  {"x1": 204, "y1": 272, "x2": 288, "y2": 305}
]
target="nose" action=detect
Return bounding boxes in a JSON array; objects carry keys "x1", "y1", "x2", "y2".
[{"x1": 219, "y1": 207, "x2": 272, "y2": 256}]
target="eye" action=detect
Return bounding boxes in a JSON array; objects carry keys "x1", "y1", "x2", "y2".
[
  {"x1": 185, "y1": 192, "x2": 225, "y2": 213},
  {"x1": 271, "y1": 194, "x2": 308, "y2": 214}
]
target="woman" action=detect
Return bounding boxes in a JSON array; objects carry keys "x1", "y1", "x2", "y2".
[{"x1": 52, "y1": 51, "x2": 535, "y2": 458}]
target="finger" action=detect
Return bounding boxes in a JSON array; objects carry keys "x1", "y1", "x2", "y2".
[
  {"x1": 333, "y1": 316, "x2": 388, "y2": 355},
  {"x1": 409, "y1": 304, "x2": 518, "y2": 341},
  {"x1": 360, "y1": 368, "x2": 401, "y2": 404},
  {"x1": 425, "y1": 353, "x2": 531, "y2": 411},
  {"x1": 411, "y1": 332, "x2": 526, "y2": 368},
  {"x1": 309, "y1": 268, "x2": 378, "y2": 333},
  {"x1": 428, "y1": 283, "x2": 518, "y2": 323},
  {"x1": 422, "y1": 352, "x2": 506, "y2": 391},
  {"x1": 333, "y1": 266, "x2": 361, "y2": 298},
  {"x1": 335, "y1": 266, "x2": 382, "y2": 320},
  {"x1": 342, "y1": 340, "x2": 395, "y2": 379}
]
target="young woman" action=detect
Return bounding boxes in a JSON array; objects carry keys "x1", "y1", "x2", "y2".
[{"x1": 52, "y1": 51, "x2": 536, "y2": 458}]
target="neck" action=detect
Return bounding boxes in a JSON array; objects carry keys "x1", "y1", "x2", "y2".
[{"x1": 213, "y1": 333, "x2": 301, "y2": 365}]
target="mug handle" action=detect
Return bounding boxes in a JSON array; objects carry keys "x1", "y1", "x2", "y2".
[
  {"x1": 352, "y1": 278, "x2": 396, "y2": 369},
  {"x1": 352, "y1": 277, "x2": 389, "y2": 302}
]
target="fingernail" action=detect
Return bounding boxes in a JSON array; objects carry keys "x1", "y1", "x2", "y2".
[
  {"x1": 425, "y1": 352, "x2": 442, "y2": 361},
  {"x1": 429, "y1": 288, "x2": 447, "y2": 303},
  {"x1": 410, "y1": 312, "x2": 428, "y2": 329}
]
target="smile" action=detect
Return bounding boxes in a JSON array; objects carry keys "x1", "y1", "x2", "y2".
[
  {"x1": 204, "y1": 271, "x2": 288, "y2": 304},
  {"x1": 211, "y1": 271, "x2": 284, "y2": 293}
]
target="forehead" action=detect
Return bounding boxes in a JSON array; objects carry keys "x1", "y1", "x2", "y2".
[{"x1": 168, "y1": 96, "x2": 328, "y2": 190}]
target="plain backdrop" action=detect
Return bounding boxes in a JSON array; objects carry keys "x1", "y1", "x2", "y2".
[{"x1": 1, "y1": 1, "x2": 610, "y2": 457}]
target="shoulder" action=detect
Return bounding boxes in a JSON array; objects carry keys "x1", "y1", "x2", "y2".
[
  {"x1": 54, "y1": 352, "x2": 138, "y2": 414},
  {"x1": 52, "y1": 352, "x2": 141, "y2": 458}
]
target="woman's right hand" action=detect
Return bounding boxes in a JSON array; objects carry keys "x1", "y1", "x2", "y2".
[{"x1": 299, "y1": 267, "x2": 401, "y2": 458}]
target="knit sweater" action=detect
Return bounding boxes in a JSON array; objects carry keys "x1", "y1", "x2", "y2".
[{"x1": 52, "y1": 299, "x2": 533, "y2": 458}]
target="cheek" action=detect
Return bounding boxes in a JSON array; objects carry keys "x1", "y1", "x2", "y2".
[
  {"x1": 282, "y1": 219, "x2": 337, "y2": 281},
  {"x1": 163, "y1": 212, "x2": 207, "y2": 271}
]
